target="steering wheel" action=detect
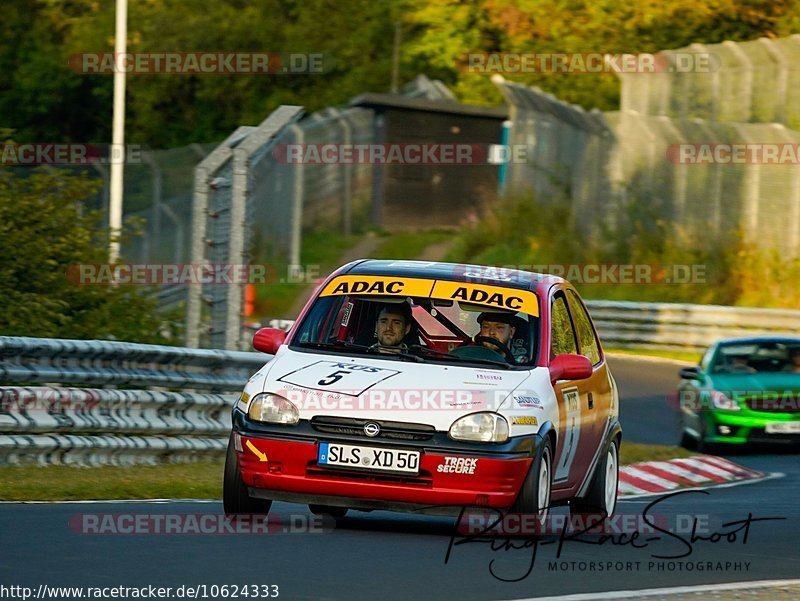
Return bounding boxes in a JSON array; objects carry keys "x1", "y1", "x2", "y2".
[{"x1": 471, "y1": 335, "x2": 515, "y2": 362}]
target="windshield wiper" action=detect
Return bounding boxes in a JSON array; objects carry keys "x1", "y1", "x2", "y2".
[
  {"x1": 443, "y1": 355, "x2": 512, "y2": 369},
  {"x1": 410, "y1": 345, "x2": 511, "y2": 369},
  {"x1": 297, "y1": 341, "x2": 425, "y2": 363}
]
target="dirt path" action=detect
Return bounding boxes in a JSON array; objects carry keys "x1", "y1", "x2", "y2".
[
  {"x1": 413, "y1": 239, "x2": 456, "y2": 262},
  {"x1": 287, "y1": 234, "x2": 382, "y2": 317}
]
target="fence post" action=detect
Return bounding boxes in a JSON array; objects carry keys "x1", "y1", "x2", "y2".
[
  {"x1": 758, "y1": 38, "x2": 788, "y2": 124},
  {"x1": 187, "y1": 126, "x2": 256, "y2": 348},
  {"x1": 229, "y1": 106, "x2": 304, "y2": 350},
  {"x1": 288, "y1": 124, "x2": 304, "y2": 268},
  {"x1": 731, "y1": 123, "x2": 760, "y2": 244},
  {"x1": 722, "y1": 41, "x2": 753, "y2": 122}
]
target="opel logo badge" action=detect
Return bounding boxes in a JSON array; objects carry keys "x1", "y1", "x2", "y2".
[{"x1": 364, "y1": 422, "x2": 380, "y2": 437}]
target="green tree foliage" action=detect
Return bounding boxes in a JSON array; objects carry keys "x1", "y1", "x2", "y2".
[
  {"x1": 1, "y1": 0, "x2": 799, "y2": 146},
  {"x1": 404, "y1": 0, "x2": 800, "y2": 110},
  {"x1": 0, "y1": 168, "x2": 180, "y2": 342}
]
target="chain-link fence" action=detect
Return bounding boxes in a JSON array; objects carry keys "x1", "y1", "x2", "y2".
[
  {"x1": 604, "y1": 112, "x2": 800, "y2": 256},
  {"x1": 493, "y1": 35, "x2": 800, "y2": 258},
  {"x1": 187, "y1": 105, "x2": 377, "y2": 350},
  {"x1": 492, "y1": 79, "x2": 617, "y2": 236},
  {"x1": 619, "y1": 35, "x2": 800, "y2": 129},
  {"x1": 121, "y1": 144, "x2": 215, "y2": 265}
]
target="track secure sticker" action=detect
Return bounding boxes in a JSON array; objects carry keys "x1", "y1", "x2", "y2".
[
  {"x1": 511, "y1": 416, "x2": 538, "y2": 426},
  {"x1": 437, "y1": 457, "x2": 478, "y2": 474}
]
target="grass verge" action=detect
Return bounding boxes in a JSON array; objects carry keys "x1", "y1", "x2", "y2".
[
  {"x1": 619, "y1": 442, "x2": 696, "y2": 465},
  {"x1": 0, "y1": 443, "x2": 694, "y2": 501},
  {"x1": 0, "y1": 462, "x2": 224, "y2": 501}
]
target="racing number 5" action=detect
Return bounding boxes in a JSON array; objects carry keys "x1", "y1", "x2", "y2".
[{"x1": 318, "y1": 370, "x2": 350, "y2": 386}]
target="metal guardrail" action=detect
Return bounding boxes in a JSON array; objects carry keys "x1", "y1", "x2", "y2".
[
  {"x1": 0, "y1": 337, "x2": 268, "y2": 466},
  {"x1": 587, "y1": 301, "x2": 800, "y2": 353},
  {"x1": 3, "y1": 301, "x2": 797, "y2": 464},
  {"x1": 254, "y1": 301, "x2": 800, "y2": 354}
]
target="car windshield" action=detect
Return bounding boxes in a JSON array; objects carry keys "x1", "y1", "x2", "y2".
[
  {"x1": 711, "y1": 341, "x2": 800, "y2": 374},
  {"x1": 290, "y1": 276, "x2": 541, "y2": 369}
]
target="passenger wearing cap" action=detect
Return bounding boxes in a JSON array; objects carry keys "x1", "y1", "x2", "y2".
[
  {"x1": 371, "y1": 302, "x2": 412, "y2": 354},
  {"x1": 474, "y1": 311, "x2": 522, "y2": 361}
]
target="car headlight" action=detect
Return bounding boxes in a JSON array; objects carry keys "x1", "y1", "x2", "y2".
[
  {"x1": 247, "y1": 393, "x2": 299, "y2": 424},
  {"x1": 711, "y1": 391, "x2": 740, "y2": 411},
  {"x1": 449, "y1": 412, "x2": 509, "y2": 442}
]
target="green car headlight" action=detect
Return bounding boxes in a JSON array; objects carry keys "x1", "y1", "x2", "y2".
[{"x1": 711, "y1": 391, "x2": 740, "y2": 411}]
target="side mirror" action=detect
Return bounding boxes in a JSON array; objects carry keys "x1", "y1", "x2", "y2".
[
  {"x1": 252, "y1": 327, "x2": 286, "y2": 355},
  {"x1": 549, "y1": 354, "x2": 593, "y2": 382},
  {"x1": 679, "y1": 366, "x2": 701, "y2": 380}
]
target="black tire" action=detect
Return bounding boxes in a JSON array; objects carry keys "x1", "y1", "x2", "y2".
[
  {"x1": 678, "y1": 413, "x2": 694, "y2": 449},
  {"x1": 308, "y1": 504, "x2": 348, "y2": 519},
  {"x1": 511, "y1": 438, "x2": 553, "y2": 524},
  {"x1": 570, "y1": 438, "x2": 619, "y2": 523},
  {"x1": 696, "y1": 417, "x2": 717, "y2": 455},
  {"x1": 223, "y1": 434, "x2": 272, "y2": 516}
]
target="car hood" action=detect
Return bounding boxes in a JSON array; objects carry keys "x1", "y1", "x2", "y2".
[
  {"x1": 257, "y1": 348, "x2": 534, "y2": 431},
  {"x1": 708, "y1": 372, "x2": 800, "y2": 394}
]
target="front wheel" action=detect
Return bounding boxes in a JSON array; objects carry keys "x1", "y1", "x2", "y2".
[
  {"x1": 570, "y1": 438, "x2": 619, "y2": 523},
  {"x1": 223, "y1": 434, "x2": 272, "y2": 516},
  {"x1": 511, "y1": 438, "x2": 553, "y2": 525}
]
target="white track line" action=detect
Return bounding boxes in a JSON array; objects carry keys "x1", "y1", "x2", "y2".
[
  {"x1": 642, "y1": 460, "x2": 709, "y2": 483},
  {"x1": 620, "y1": 466, "x2": 680, "y2": 489},
  {"x1": 700, "y1": 455, "x2": 761, "y2": 477},
  {"x1": 671, "y1": 457, "x2": 738, "y2": 480},
  {"x1": 619, "y1": 470, "x2": 784, "y2": 501},
  {"x1": 501, "y1": 578, "x2": 800, "y2": 601}
]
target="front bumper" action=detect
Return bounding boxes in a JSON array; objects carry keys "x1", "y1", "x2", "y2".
[
  {"x1": 702, "y1": 410, "x2": 800, "y2": 445},
  {"x1": 232, "y1": 410, "x2": 539, "y2": 511}
]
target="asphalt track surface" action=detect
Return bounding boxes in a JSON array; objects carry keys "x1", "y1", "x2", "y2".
[{"x1": 1, "y1": 356, "x2": 797, "y2": 601}]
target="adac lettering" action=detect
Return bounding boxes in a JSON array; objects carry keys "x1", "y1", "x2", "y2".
[
  {"x1": 450, "y1": 286, "x2": 523, "y2": 310},
  {"x1": 332, "y1": 280, "x2": 404, "y2": 295}
]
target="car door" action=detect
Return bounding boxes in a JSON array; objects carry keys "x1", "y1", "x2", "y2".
[
  {"x1": 565, "y1": 289, "x2": 615, "y2": 482},
  {"x1": 549, "y1": 289, "x2": 596, "y2": 493}
]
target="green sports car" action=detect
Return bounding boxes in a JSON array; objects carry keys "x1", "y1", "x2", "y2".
[{"x1": 677, "y1": 336, "x2": 800, "y2": 452}]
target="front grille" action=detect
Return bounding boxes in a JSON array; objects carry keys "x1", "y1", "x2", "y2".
[
  {"x1": 310, "y1": 416, "x2": 436, "y2": 441},
  {"x1": 744, "y1": 394, "x2": 800, "y2": 414},
  {"x1": 306, "y1": 465, "x2": 433, "y2": 486}
]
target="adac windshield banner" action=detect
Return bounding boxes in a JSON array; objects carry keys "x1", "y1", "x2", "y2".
[{"x1": 319, "y1": 275, "x2": 539, "y2": 316}]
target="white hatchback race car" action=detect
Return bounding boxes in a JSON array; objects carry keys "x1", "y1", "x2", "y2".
[{"x1": 224, "y1": 260, "x2": 621, "y2": 523}]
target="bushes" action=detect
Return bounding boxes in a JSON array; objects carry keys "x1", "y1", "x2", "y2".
[
  {"x1": 446, "y1": 192, "x2": 799, "y2": 308},
  {"x1": 0, "y1": 169, "x2": 181, "y2": 342}
]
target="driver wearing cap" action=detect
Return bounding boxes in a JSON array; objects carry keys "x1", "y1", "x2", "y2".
[{"x1": 473, "y1": 312, "x2": 527, "y2": 362}]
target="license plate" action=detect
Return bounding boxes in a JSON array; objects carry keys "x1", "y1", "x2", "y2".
[
  {"x1": 765, "y1": 422, "x2": 800, "y2": 434},
  {"x1": 318, "y1": 442, "x2": 420, "y2": 474}
]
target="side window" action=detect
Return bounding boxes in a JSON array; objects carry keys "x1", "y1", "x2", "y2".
[
  {"x1": 550, "y1": 293, "x2": 578, "y2": 358},
  {"x1": 567, "y1": 290, "x2": 601, "y2": 365}
]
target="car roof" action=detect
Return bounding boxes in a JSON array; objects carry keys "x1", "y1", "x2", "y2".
[
  {"x1": 339, "y1": 259, "x2": 565, "y2": 295},
  {"x1": 715, "y1": 336, "x2": 800, "y2": 346}
]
